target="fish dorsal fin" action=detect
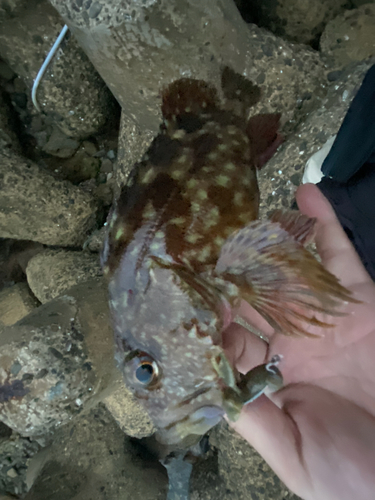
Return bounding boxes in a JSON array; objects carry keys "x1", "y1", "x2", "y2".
[
  {"x1": 220, "y1": 66, "x2": 261, "y2": 111},
  {"x1": 246, "y1": 113, "x2": 284, "y2": 168},
  {"x1": 215, "y1": 218, "x2": 355, "y2": 337},
  {"x1": 161, "y1": 78, "x2": 218, "y2": 120}
]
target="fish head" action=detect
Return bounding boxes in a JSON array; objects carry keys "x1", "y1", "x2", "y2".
[{"x1": 108, "y1": 262, "x2": 240, "y2": 445}]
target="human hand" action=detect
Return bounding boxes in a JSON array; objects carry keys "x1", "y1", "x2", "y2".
[{"x1": 223, "y1": 183, "x2": 375, "y2": 500}]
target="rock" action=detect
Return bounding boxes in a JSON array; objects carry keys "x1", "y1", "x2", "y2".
[
  {"x1": 103, "y1": 375, "x2": 155, "y2": 439},
  {"x1": 24, "y1": 404, "x2": 167, "y2": 500},
  {"x1": 0, "y1": 428, "x2": 41, "y2": 497},
  {"x1": 0, "y1": 91, "x2": 20, "y2": 152},
  {"x1": 210, "y1": 424, "x2": 298, "y2": 499},
  {"x1": 82, "y1": 226, "x2": 107, "y2": 253},
  {"x1": 50, "y1": 0, "x2": 327, "y2": 189},
  {"x1": 0, "y1": 283, "x2": 39, "y2": 326},
  {"x1": 0, "y1": 279, "x2": 115, "y2": 437},
  {"x1": 245, "y1": 0, "x2": 348, "y2": 46},
  {"x1": 0, "y1": 241, "x2": 44, "y2": 290},
  {"x1": 0, "y1": 0, "x2": 116, "y2": 140},
  {"x1": 41, "y1": 126, "x2": 80, "y2": 158},
  {"x1": 26, "y1": 249, "x2": 102, "y2": 303},
  {"x1": 320, "y1": 4, "x2": 375, "y2": 69},
  {"x1": 0, "y1": 149, "x2": 97, "y2": 246},
  {"x1": 257, "y1": 58, "x2": 375, "y2": 218}
]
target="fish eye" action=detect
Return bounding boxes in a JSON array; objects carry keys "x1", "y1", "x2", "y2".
[
  {"x1": 135, "y1": 359, "x2": 159, "y2": 385},
  {"x1": 124, "y1": 351, "x2": 161, "y2": 389}
]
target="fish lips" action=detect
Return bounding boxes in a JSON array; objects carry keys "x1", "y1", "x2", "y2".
[{"x1": 157, "y1": 405, "x2": 225, "y2": 445}]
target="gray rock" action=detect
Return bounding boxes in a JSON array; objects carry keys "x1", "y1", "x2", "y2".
[
  {"x1": 320, "y1": 4, "x2": 375, "y2": 69},
  {"x1": 0, "y1": 428, "x2": 41, "y2": 497},
  {"x1": 257, "y1": 58, "x2": 375, "y2": 218},
  {"x1": 0, "y1": 283, "x2": 39, "y2": 327},
  {"x1": 24, "y1": 404, "x2": 167, "y2": 500},
  {"x1": 0, "y1": 0, "x2": 115, "y2": 140},
  {"x1": 26, "y1": 249, "x2": 102, "y2": 303},
  {"x1": 103, "y1": 375, "x2": 155, "y2": 439},
  {"x1": 0, "y1": 279, "x2": 115, "y2": 437},
  {"x1": 0, "y1": 91, "x2": 20, "y2": 152},
  {"x1": 0, "y1": 149, "x2": 97, "y2": 246},
  {"x1": 210, "y1": 423, "x2": 298, "y2": 500},
  {"x1": 246, "y1": 0, "x2": 348, "y2": 46},
  {"x1": 41, "y1": 126, "x2": 80, "y2": 158}
]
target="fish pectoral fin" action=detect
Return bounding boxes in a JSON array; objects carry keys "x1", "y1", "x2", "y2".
[
  {"x1": 215, "y1": 218, "x2": 356, "y2": 337},
  {"x1": 269, "y1": 209, "x2": 316, "y2": 245}
]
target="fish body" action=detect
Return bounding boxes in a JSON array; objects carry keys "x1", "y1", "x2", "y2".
[{"x1": 102, "y1": 68, "x2": 352, "y2": 445}]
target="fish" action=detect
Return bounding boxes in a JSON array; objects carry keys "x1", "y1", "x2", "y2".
[{"x1": 101, "y1": 66, "x2": 354, "y2": 446}]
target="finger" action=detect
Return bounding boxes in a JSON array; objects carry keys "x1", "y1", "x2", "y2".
[
  {"x1": 296, "y1": 183, "x2": 370, "y2": 286},
  {"x1": 223, "y1": 300, "x2": 275, "y2": 371},
  {"x1": 229, "y1": 395, "x2": 308, "y2": 495}
]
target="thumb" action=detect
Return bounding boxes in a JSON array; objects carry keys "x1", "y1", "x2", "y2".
[{"x1": 229, "y1": 395, "x2": 305, "y2": 493}]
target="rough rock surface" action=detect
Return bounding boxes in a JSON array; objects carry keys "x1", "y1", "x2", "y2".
[
  {"x1": 0, "y1": 0, "x2": 115, "y2": 140},
  {"x1": 0, "y1": 91, "x2": 20, "y2": 152},
  {"x1": 26, "y1": 249, "x2": 102, "y2": 303},
  {"x1": 103, "y1": 376, "x2": 155, "y2": 439},
  {"x1": 0, "y1": 279, "x2": 115, "y2": 437},
  {"x1": 244, "y1": 0, "x2": 348, "y2": 46},
  {"x1": 23, "y1": 405, "x2": 168, "y2": 500},
  {"x1": 320, "y1": 3, "x2": 375, "y2": 69},
  {"x1": 258, "y1": 58, "x2": 375, "y2": 218},
  {"x1": 0, "y1": 283, "x2": 39, "y2": 326},
  {"x1": 0, "y1": 427, "x2": 41, "y2": 497},
  {"x1": 0, "y1": 150, "x2": 97, "y2": 246},
  {"x1": 211, "y1": 424, "x2": 299, "y2": 500}
]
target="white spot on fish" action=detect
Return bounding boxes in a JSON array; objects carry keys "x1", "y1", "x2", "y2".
[
  {"x1": 215, "y1": 174, "x2": 231, "y2": 187},
  {"x1": 187, "y1": 178, "x2": 198, "y2": 189},
  {"x1": 172, "y1": 129, "x2": 186, "y2": 140},
  {"x1": 185, "y1": 232, "x2": 202, "y2": 244},
  {"x1": 170, "y1": 216, "x2": 186, "y2": 225},
  {"x1": 224, "y1": 162, "x2": 236, "y2": 171},
  {"x1": 196, "y1": 189, "x2": 208, "y2": 200},
  {"x1": 234, "y1": 192, "x2": 244, "y2": 206},
  {"x1": 140, "y1": 168, "x2": 156, "y2": 184},
  {"x1": 115, "y1": 227, "x2": 124, "y2": 240}
]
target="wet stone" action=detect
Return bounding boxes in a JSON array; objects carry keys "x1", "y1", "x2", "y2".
[
  {"x1": 210, "y1": 424, "x2": 299, "y2": 500},
  {"x1": 26, "y1": 248, "x2": 102, "y2": 303},
  {"x1": 320, "y1": 3, "x2": 375, "y2": 69},
  {"x1": 0, "y1": 283, "x2": 39, "y2": 327},
  {"x1": 258, "y1": 58, "x2": 375, "y2": 217},
  {"x1": 0, "y1": 149, "x2": 98, "y2": 246},
  {"x1": 0, "y1": 279, "x2": 114, "y2": 437},
  {"x1": 0, "y1": 0, "x2": 116, "y2": 140}
]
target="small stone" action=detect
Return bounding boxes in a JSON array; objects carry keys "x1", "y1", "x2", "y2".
[
  {"x1": 82, "y1": 141, "x2": 98, "y2": 156},
  {"x1": 26, "y1": 249, "x2": 102, "y2": 303},
  {"x1": 6, "y1": 468, "x2": 17, "y2": 478},
  {"x1": 100, "y1": 158, "x2": 113, "y2": 174},
  {"x1": 0, "y1": 283, "x2": 39, "y2": 326},
  {"x1": 321, "y1": 4, "x2": 375, "y2": 69}
]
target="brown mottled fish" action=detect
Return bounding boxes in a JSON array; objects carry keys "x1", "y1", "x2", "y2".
[{"x1": 101, "y1": 67, "x2": 353, "y2": 446}]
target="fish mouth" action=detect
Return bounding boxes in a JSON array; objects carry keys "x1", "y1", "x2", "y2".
[{"x1": 157, "y1": 404, "x2": 225, "y2": 445}]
